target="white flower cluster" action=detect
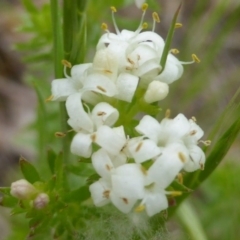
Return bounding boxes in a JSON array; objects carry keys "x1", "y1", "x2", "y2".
[{"x1": 49, "y1": 5, "x2": 206, "y2": 217}]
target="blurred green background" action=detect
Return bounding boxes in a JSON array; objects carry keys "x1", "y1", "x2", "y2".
[{"x1": 0, "y1": 0, "x2": 239, "y2": 239}]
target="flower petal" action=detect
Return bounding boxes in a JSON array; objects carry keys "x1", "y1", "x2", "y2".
[
  {"x1": 111, "y1": 164, "x2": 145, "y2": 199},
  {"x1": 128, "y1": 138, "x2": 162, "y2": 163},
  {"x1": 115, "y1": 72, "x2": 139, "y2": 102},
  {"x1": 95, "y1": 126, "x2": 126, "y2": 155},
  {"x1": 135, "y1": 115, "x2": 161, "y2": 143},
  {"x1": 92, "y1": 149, "x2": 114, "y2": 178},
  {"x1": 91, "y1": 102, "x2": 119, "y2": 128},
  {"x1": 70, "y1": 132, "x2": 92, "y2": 158},
  {"x1": 89, "y1": 179, "x2": 111, "y2": 207},
  {"x1": 51, "y1": 79, "x2": 77, "y2": 101},
  {"x1": 71, "y1": 63, "x2": 92, "y2": 83},
  {"x1": 66, "y1": 93, "x2": 94, "y2": 132}
]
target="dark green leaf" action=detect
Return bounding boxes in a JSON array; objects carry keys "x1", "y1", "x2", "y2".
[
  {"x1": 47, "y1": 148, "x2": 57, "y2": 174},
  {"x1": 19, "y1": 157, "x2": 41, "y2": 184}
]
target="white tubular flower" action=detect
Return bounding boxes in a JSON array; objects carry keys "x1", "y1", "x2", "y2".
[
  {"x1": 135, "y1": 114, "x2": 206, "y2": 174},
  {"x1": 70, "y1": 103, "x2": 126, "y2": 158},
  {"x1": 135, "y1": 0, "x2": 145, "y2": 8},
  {"x1": 144, "y1": 80, "x2": 169, "y2": 103},
  {"x1": 90, "y1": 149, "x2": 146, "y2": 213},
  {"x1": 10, "y1": 179, "x2": 37, "y2": 200}
]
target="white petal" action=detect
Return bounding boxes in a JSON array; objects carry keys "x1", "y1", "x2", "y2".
[
  {"x1": 145, "y1": 191, "x2": 168, "y2": 217},
  {"x1": 128, "y1": 138, "x2": 161, "y2": 163},
  {"x1": 89, "y1": 179, "x2": 111, "y2": 207},
  {"x1": 184, "y1": 145, "x2": 205, "y2": 172},
  {"x1": 81, "y1": 91, "x2": 101, "y2": 105},
  {"x1": 134, "y1": 0, "x2": 145, "y2": 8},
  {"x1": 95, "y1": 126, "x2": 126, "y2": 155},
  {"x1": 135, "y1": 59, "x2": 160, "y2": 79},
  {"x1": 148, "y1": 143, "x2": 187, "y2": 188},
  {"x1": 155, "y1": 54, "x2": 183, "y2": 84},
  {"x1": 111, "y1": 164, "x2": 145, "y2": 199},
  {"x1": 92, "y1": 149, "x2": 114, "y2": 178},
  {"x1": 82, "y1": 73, "x2": 117, "y2": 97},
  {"x1": 70, "y1": 132, "x2": 92, "y2": 158},
  {"x1": 110, "y1": 191, "x2": 137, "y2": 213},
  {"x1": 115, "y1": 72, "x2": 139, "y2": 102},
  {"x1": 71, "y1": 63, "x2": 92, "y2": 83},
  {"x1": 132, "y1": 31, "x2": 165, "y2": 55},
  {"x1": 51, "y1": 79, "x2": 77, "y2": 101},
  {"x1": 66, "y1": 93, "x2": 94, "y2": 132},
  {"x1": 189, "y1": 119, "x2": 204, "y2": 142},
  {"x1": 135, "y1": 115, "x2": 161, "y2": 143},
  {"x1": 96, "y1": 33, "x2": 121, "y2": 50},
  {"x1": 109, "y1": 152, "x2": 127, "y2": 168},
  {"x1": 91, "y1": 102, "x2": 119, "y2": 128},
  {"x1": 144, "y1": 81, "x2": 169, "y2": 103}
]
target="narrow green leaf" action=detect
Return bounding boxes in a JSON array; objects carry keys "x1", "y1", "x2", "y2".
[
  {"x1": 170, "y1": 180, "x2": 193, "y2": 193},
  {"x1": 19, "y1": 157, "x2": 41, "y2": 184},
  {"x1": 159, "y1": 3, "x2": 182, "y2": 72},
  {"x1": 47, "y1": 148, "x2": 57, "y2": 174},
  {"x1": 0, "y1": 187, "x2": 11, "y2": 195}
]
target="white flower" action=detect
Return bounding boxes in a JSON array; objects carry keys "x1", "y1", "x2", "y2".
[
  {"x1": 134, "y1": 0, "x2": 145, "y2": 9},
  {"x1": 90, "y1": 149, "x2": 145, "y2": 213},
  {"x1": 135, "y1": 114, "x2": 205, "y2": 172},
  {"x1": 70, "y1": 102, "x2": 126, "y2": 158},
  {"x1": 10, "y1": 179, "x2": 38, "y2": 200},
  {"x1": 135, "y1": 182, "x2": 168, "y2": 217}
]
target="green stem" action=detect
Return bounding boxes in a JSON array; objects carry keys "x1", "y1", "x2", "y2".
[
  {"x1": 176, "y1": 200, "x2": 208, "y2": 240},
  {"x1": 50, "y1": 0, "x2": 70, "y2": 163}
]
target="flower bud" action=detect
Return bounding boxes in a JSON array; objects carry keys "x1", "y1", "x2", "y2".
[
  {"x1": 10, "y1": 179, "x2": 37, "y2": 200},
  {"x1": 33, "y1": 193, "x2": 49, "y2": 209},
  {"x1": 144, "y1": 80, "x2": 169, "y2": 103}
]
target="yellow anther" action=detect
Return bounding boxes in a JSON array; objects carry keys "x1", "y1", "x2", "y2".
[
  {"x1": 141, "y1": 166, "x2": 148, "y2": 176},
  {"x1": 165, "y1": 109, "x2": 171, "y2": 118},
  {"x1": 175, "y1": 23, "x2": 183, "y2": 28},
  {"x1": 135, "y1": 204, "x2": 145, "y2": 212},
  {"x1": 142, "y1": 22, "x2": 148, "y2": 29},
  {"x1": 171, "y1": 48, "x2": 180, "y2": 54},
  {"x1": 55, "y1": 132, "x2": 66, "y2": 138},
  {"x1": 191, "y1": 116, "x2": 197, "y2": 122},
  {"x1": 200, "y1": 163, "x2": 205, "y2": 170},
  {"x1": 177, "y1": 173, "x2": 183, "y2": 184},
  {"x1": 141, "y1": 3, "x2": 148, "y2": 11},
  {"x1": 200, "y1": 140, "x2": 211, "y2": 146},
  {"x1": 110, "y1": 6, "x2": 117, "y2": 12},
  {"x1": 178, "y1": 152, "x2": 186, "y2": 163},
  {"x1": 45, "y1": 95, "x2": 54, "y2": 102},
  {"x1": 61, "y1": 59, "x2": 72, "y2": 68},
  {"x1": 152, "y1": 12, "x2": 160, "y2": 23},
  {"x1": 169, "y1": 191, "x2": 182, "y2": 197},
  {"x1": 192, "y1": 54, "x2": 200, "y2": 63},
  {"x1": 101, "y1": 23, "x2": 108, "y2": 31}
]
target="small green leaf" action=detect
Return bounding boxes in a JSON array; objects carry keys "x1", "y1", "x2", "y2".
[
  {"x1": 170, "y1": 180, "x2": 193, "y2": 193},
  {"x1": 63, "y1": 186, "x2": 90, "y2": 202},
  {"x1": 160, "y1": 3, "x2": 182, "y2": 72},
  {"x1": 22, "y1": 0, "x2": 38, "y2": 13},
  {"x1": 0, "y1": 195, "x2": 18, "y2": 208},
  {"x1": 0, "y1": 187, "x2": 11, "y2": 195},
  {"x1": 19, "y1": 157, "x2": 41, "y2": 184}
]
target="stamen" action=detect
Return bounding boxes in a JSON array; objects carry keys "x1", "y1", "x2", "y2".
[
  {"x1": 191, "y1": 116, "x2": 197, "y2": 122},
  {"x1": 170, "y1": 48, "x2": 180, "y2": 54},
  {"x1": 134, "y1": 3, "x2": 148, "y2": 35},
  {"x1": 200, "y1": 140, "x2": 211, "y2": 146},
  {"x1": 200, "y1": 163, "x2": 205, "y2": 170},
  {"x1": 178, "y1": 152, "x2": 186, "y2": 163},
  {"x1": 168, "y1": 191, "x2": 182, "y2": 197},
  {"x1": 45, "y1": 95, "x2": 53, "y2": 102},
  {"x1": 110, "y1": 6, "x2": 120, "y2": 35},
  {"x1": 152, "y1": 12, "x2": 160, "y2": 32},
  {"x1": 165, "y1": 109, "x2": 171, "y2": 118},
  {"x1": 101, "y1": 23, "x2": 109, "y2": 32},
  {"x1": 55, "y1": 132, "x2": 66, "y2": 138},
  {"x1": 135, "y1": 142, "x2": 143, "y2": 152},
  {"x1": 97, "y1": 86, "x2": 107, "y2": 92},
  {"x1": 103, "y1": 190, "x2": 110, "y2": 199},
  {"x1": 192, "y1": 54, "x2": 200, "y2": 63},
  {"x1": 175, "y1": 23, "x2": 183, "y2": 28},
  {"x1": 135, "y1": 204, "x2": 145, "y2": 212},
  {"x1": 122, "y1": 198, "x2": 128, "y2": 204},
  {"x1": 61, "y1": 59, "x2": 72, "y2": 68},
  {"x1": 177, "y1": 173, "x2": 183, "y2": 184},
  {"x1": 190, "y1": 130, "x2": 197, "y2": 136},
  {"x1": 142, "y1": 22, "x2": 148, "y2": 30},
  {"x1": 90, "y1": 134, "x2": 97, "y2": 142}
]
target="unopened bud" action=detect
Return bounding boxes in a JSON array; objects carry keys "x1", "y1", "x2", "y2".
[
  {"x1": 10, "y1": 179, "x2": 37, "y2": 200},
  {"x1": 33, "y1": 193, "x2": 49, "y2": 209},
  {"x1": 144, "y1": 80, "x2": 169, "y2": 103}
]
